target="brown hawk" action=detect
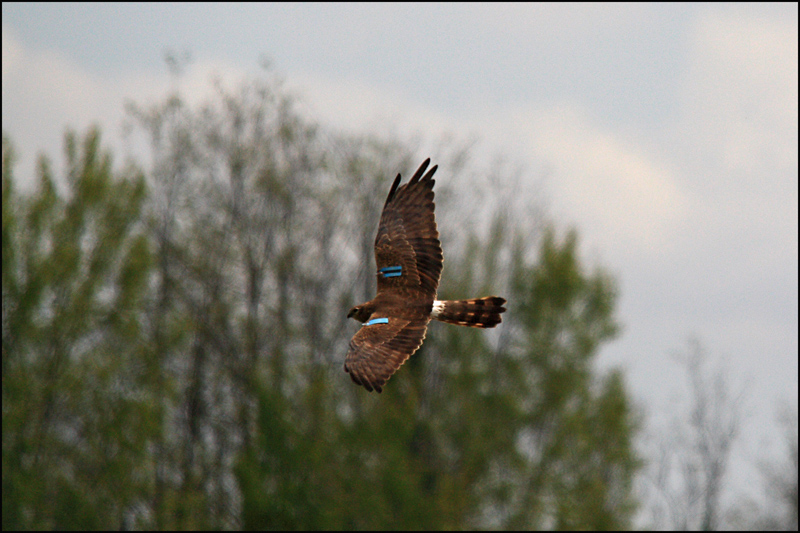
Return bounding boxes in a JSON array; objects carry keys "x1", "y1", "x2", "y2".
[{"x1": 345, "y1": 158, "x2": 507, "y2": 392}]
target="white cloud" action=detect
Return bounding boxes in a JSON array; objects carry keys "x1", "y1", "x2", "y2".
[
  {"x1": 3, "y1": 26, "x2": 142, "y2": 185},
  {"x1": 467, "y1": 102, "x2": 688, "y2": 261},
  {"x1": 289, "y1": 69, "x2": 457, "y2": 146},
  {"x1": 532, "y1": 105, "x2": 685, "y2": 254},
  {"x1": 2, "y1": 28, "x2": 264, "y2": 187},
  {"x1": 666, "y1": 10, "x2": 798, "y2": 287},
  {"x1": 679, "y1": 10, "x2": 798, "y2": 175},
  {"x1": 293, "y1": 73, "x2": 691, "y2": 262},
  {"x1": 1, "y1": 26, "x2": 23, "y2": 78}
]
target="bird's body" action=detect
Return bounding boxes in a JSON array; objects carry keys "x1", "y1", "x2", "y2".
[{"x1": 345, "y1": 159, "x2": 506, "y2": 392}]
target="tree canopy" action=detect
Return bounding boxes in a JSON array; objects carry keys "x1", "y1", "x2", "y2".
[{"x1": 3, "y1": 72, "x2": 641, "y2": 530}]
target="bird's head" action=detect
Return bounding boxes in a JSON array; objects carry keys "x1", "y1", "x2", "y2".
[{"x1": 347, "y1": 305, "x2": 372, "y2": 323}]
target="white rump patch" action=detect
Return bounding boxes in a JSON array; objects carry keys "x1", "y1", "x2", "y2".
[{"x1": 432, "y1": 300, "x2": 445, "y2": 318}]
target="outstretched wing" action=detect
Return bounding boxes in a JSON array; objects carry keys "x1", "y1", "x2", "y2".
[
  {"x1": 374, "y1": 159, "x2": 443, "y2": 298},
  {"x1": 344, "y1": 315, "x2": 430, "y2": 393}
]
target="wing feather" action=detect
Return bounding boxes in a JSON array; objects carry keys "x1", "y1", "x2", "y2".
[
  {"x1": 374, "y1": 159, "x2": 443, "y2": 297},
  {"x1": 344, "y1": 316, "x2": 430, "y2": 393}
]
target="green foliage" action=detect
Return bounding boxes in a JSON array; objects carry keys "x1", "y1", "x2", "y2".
[
  {"x1": 3, "y1": 70, "x2": 641, "y2": 530},
  {"x1": 507, "y1": 227, "x2": 639, "y2": 529},
  {"x1": 2, "y1": 129, "x2": 156, "y2": 530}
]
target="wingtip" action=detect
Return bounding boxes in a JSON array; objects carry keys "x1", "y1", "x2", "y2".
[
  {"x1": 383, "y1": 173, "x2": 403, "y2": 207},
  {"x1": 345, "y1": 361, "x2": 383, "y2": 393},
  {"x1": 422, "y1": 164, "x2": 438, "y2": 182},
  {"x1": 409, "y1": 158, "x2": 432, "y2": 184}
]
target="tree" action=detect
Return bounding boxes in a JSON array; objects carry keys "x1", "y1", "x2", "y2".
[
  {"x1": 728, "y1": 406, "x2": 798, "y2": 531},
  {"x1": 757, "y1": 407, "x2": 798, "y2": 531},
  {"x1": 2, "y1": 128, "x2": 156, "y2": 530},
  {"x1": 644, "y1": 337, "x2": 746, "y2": 530},
  {"x1": 500, "y1": 226, "x2": 641, "y2": 528},
  {"x1": 126, "y1": 67, "x2": 399, "y2": 528},
  {"x1": 125, "y1": 68, "x2": 643, "y2": 529},
  {"x1": 4, "y1": 65, "x2": 643, "y2": 530}
]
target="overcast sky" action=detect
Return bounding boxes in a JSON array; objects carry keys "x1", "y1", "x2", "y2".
[{"x1": 3, "y1": 2, "x2": 797, "y2": 515}]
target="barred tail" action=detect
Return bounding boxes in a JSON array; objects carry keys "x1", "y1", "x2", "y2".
[{"x1": 432, "y1": 297, "x2": 507, "y2": 328}]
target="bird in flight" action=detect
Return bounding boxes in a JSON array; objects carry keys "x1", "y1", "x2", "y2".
[{"x1": 345, "y1": 158, "x2": 507, "y2": 392}]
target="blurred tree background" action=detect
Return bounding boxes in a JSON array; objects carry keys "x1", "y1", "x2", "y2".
[{"x1": 3, "y1": 67, "x2": 794, "y2": 530}]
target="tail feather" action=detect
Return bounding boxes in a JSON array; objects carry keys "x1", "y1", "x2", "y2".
[{"x1": 432, "y1": 297, "x2": 506, "y2": 328}]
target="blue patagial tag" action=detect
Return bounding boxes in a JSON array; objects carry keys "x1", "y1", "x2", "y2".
[
  {"x1": 365, "y1": 318, "x2": 389, "y2": 326},
  {"x1": 379, "y1": 265, "x2": 402, "y2": 278}
]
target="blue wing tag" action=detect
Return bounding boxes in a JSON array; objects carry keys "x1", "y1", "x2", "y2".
[
  {"x1": 379, "y1": 265, "x2": 402, "y2": 278},
  {"x1": 365, "y1": 317, "x2": 389, "y2": 326}
]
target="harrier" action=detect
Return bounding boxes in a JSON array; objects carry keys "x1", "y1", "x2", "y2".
[{"x1": 345, "y1": 158, "x2": 506, "y2": 392}]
